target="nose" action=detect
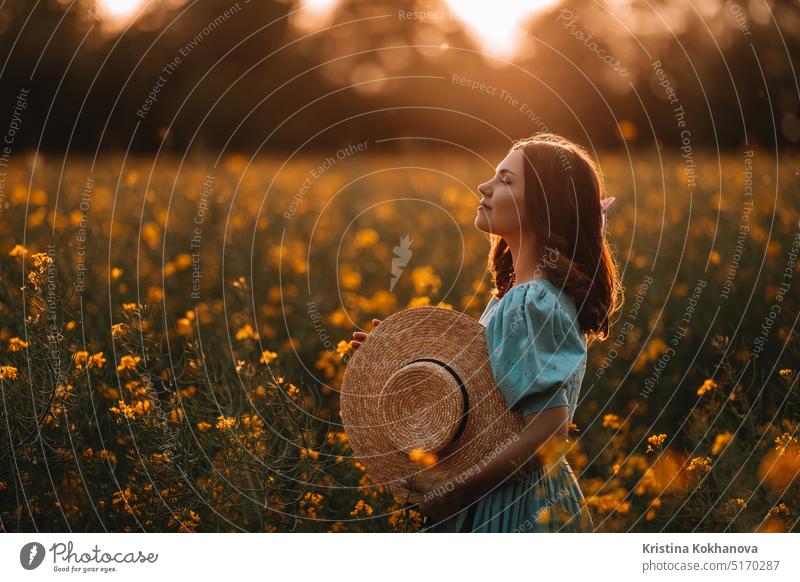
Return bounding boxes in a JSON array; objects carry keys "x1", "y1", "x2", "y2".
[{"x1": 478, "y1": 180, "x2": 491, "y2": 196}]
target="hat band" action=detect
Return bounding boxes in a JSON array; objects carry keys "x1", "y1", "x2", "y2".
[{"x1": 407, "y1": 358, "x2": 470, "y2": 444}]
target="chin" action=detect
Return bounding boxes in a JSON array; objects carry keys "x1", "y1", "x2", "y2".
[{"x1": 474, "y1": 215, "x2": 495, "y2": 235}]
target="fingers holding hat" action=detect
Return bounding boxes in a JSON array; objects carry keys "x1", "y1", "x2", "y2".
[
  {"x1": 403, "y1": 473, "x2": 439, "y2": 496},
  {"x1": 349, "y1": 318, "x2": 383, "y2": 350},
  {"x1": 405, "y1": 472, "x2": 466, "y2": 524}
]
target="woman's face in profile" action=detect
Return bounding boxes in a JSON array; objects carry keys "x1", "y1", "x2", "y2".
[{"x1": 474, "y1": 148, "x2": 527, "y2": 237}]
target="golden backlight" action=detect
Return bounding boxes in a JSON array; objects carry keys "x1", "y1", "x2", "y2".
[
  {"x1": 444, "y1": 0, "x2": 559, "y2": 57},
  {"x1": 94, "y1": 0, "x2": 559, "y2": 58},
  {"x1": 96, "y1": 0, "x2": 147, "y2": 20}
]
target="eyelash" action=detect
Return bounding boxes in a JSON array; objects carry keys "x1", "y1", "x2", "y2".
[{"x1": 500, "y1": 178, "x2": 511, "y2": 185}]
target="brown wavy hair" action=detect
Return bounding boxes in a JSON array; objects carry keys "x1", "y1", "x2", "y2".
[{"x1": 487, "y1": 132, "x2": 624, "y2": 345}]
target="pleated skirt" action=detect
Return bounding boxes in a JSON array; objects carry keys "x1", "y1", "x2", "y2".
[{"x1": 422, "y1": 456, "x2": 594, "y2": 533}]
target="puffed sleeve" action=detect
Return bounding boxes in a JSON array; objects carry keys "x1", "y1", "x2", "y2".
[{"x1": 483, "y1": 280, "x2": 587, "y2": 417}]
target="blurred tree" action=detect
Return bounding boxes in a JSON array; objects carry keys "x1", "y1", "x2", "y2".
[{"x1": 0, "y1": 0, "x2": 797, "y2": 151}]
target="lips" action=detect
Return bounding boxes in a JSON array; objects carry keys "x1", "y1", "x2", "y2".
[{"x1": 480, "y1": 200, "x2": 491, "y2": 209}]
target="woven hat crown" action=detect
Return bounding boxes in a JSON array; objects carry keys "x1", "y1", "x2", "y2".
[{"x1": 340, "y1": 306, "x2": 523, "y2": 503}]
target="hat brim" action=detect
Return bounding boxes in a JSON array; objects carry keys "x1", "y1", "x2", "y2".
[{"x1": 340, "y1": 306, "x2": 524, "y2": 504}]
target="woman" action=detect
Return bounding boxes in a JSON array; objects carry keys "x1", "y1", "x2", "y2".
[{"x1": 351, "y1": 132, "x2": 622, "y2": 532}]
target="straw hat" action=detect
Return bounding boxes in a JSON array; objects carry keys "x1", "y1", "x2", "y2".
[{"x1": 340, "y1": 306, "x2": 524, "y2": 503}]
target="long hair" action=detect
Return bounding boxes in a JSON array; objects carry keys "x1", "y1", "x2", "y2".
[{"x1": 488, "y1": 132, "x2": 623, "y2": 345}]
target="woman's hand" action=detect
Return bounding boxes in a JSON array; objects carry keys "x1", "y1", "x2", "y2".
[
  {"x1": 418, "y1": 485, "x2": 467, "y2": 524},
  {"x1": 403, "y1": 408, "x2": 570, "y2": 524},
  {"x1": 400, "y1": 474, "x2": 468, "y2": 524},
  {"x1": 350, "y1": 318, "x2": 381, "y2": 351}
]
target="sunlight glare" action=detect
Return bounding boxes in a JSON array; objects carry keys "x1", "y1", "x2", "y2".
[
  {"x1": 443, "y1": 0, "x2": 559, "y2": 58},
  {"x1": 97, "y1": 0, "x2": 146, "y2": 20},
  {"x1": 292, "y1": 0, "x2": 339, "y2": 33}
]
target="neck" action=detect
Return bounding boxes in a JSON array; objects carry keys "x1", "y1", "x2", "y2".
[{"x1": 504, "y1": 234, "x2": 541, "y2": 285}]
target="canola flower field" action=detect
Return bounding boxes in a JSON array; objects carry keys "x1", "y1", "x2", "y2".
[{"x1": 0, "y1": 148, "x2": 798, "y2": 532}]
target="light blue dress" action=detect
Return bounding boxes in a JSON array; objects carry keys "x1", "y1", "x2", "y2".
[{"x1": 424, "y1": 278, "x2": 594, "y2": 533}]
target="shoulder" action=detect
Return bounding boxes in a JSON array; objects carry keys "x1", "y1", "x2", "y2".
[
  {"x1": 484, "y1": 279, "x2": 587, "y2": 414},
  {"x1": 504, "y1": 278, "x2": 578, "y2": 318},
  {"x1": 493, "y1": 279, "x2": 585, "y2": 346}
]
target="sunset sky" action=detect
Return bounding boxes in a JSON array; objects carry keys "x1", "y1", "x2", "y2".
[{"x1": 94, "y1": 0, "x2": 561, "y2": 57}]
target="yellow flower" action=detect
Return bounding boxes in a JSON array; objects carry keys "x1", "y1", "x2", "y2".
[
  {"x1": 98, "y1": 449, "x2": 116, "y2": 463},
  {"x1": 111, "y1": 267, "x2": 123, "y2": 280},
  {"x1": 585, "y1": 490, "x2": 631, "y2": 515},
  {"x1": 328, "y1": 308, "x2": 346, "y2": 327},
  {"x1": 697, "y1": 378, "x2": 719, "y2": 396},
  {"x1": 30, "y1": 252, "x2": 53, "y2": 269},
  {"x1": 147, "y1": 287, "x2": 162, "y2": 303},
  {"x1": 766, "y1": 503, "x2": 790, "y2": 518},
  {"x1": 260, "y1": 349, "x2": 278, "y2": 365},
  {"x1": 73, "y1": 351, "x2": 90, "y2": 368},
  {"x1": 340, "y1": 265, "x2": 362, "y2": 289},
  {"x1": 89, "y1": 352, "x2": 106, "y2": 368},
  {"x1": 174, "y1": 253, "x2": 192, "y2": 270},
  {"x1": 326, "y1": 431, "x2": 348, "y2": 445},
  {"x1": 602, "y1": 413, "x2": 621, "y2": 430},
  {"x1": 215, "y1": 415, "x2": 236, "y2": 430},
  {"x1": 112, "y1": 488, "x2": 137, "y2": 506},
  {"x1": 111, "y1": 323, "x2": 126, "y2": 339},
  {"x1": 176, "y1": 318, "x2": 193, "y2": 336},
  {"x1": 306, "y1": 491, "x2": 321, "y2": 503},
  {"x1": 7, "y1": 337, "x2": 29, "y2": 352},
  {"x1": 141, "y1": 222, "x2": 160, "y2": 250},
  {"x1": 299, "y1": 490, "x2": 324, "y2": 516},
  {"x1": 0, "y1": 365, "x2": 18, "y2": 380},
  {"x1": 535, "y1": 507, "x2": 551, "y2": 524},
  {"x1": 300, "y1": 448, "x2": 319, "y2": 460},
  {"x1": 646, "y1": 433, "x2": 668, "y2": 453},
  {"x1": 407, "y1": 296, "x2": 431, "y2": 308},
  {"x1": 758, "y1": 439, "x2": 800, "y2": 492},
  {"x1": 388, "y1": 509, "x2": 422, "y2": 529},
  {"x1": 350, "y1": 499, "x2": 373, "y2": 517},
  {"x1": 116, "y1": 354, "x2": 141, "y2": 372},
  {"x1": 73, "y1": 350, "x2": 105, "y2": 370},
  {"x1": 353, "y1": 228, "x2": 379, "y2": 248},
  {"x1": 196, "y1": 421, "x2": 212, "y2": 431},
  {"x1": 618, "y1": 119, "x2": 637, "y2": 141},
  {"x1": 645, "y1": 497, "x2": 662, "y2": 521},
  {"x1": 9, "y1": 244, "x2": 28, "y2": 257},
  {"x1": 687, "y1": 456, "x2": 712, "y2": 473},
  {"x1": 775, "y1": 432, "x2": 799, "y2": 452},
  {"x1": 335, "y1": 340, "x2": 351, "y2": 359},
  {"x1": 109, "y1": 400, "x2": 139, "y2": 420},
  {"x1": 408, "y1": 448, "x2": 438, "y2": 467},
  {"x1": 410, "y1": 265, "x2": 441, "y2": 295},
  {"x1": 235, "y1": 324, "x2": 259, "y2": 341},
  {"x1": 711, "y1": 432, "x2": 733, "y2": 455}
]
